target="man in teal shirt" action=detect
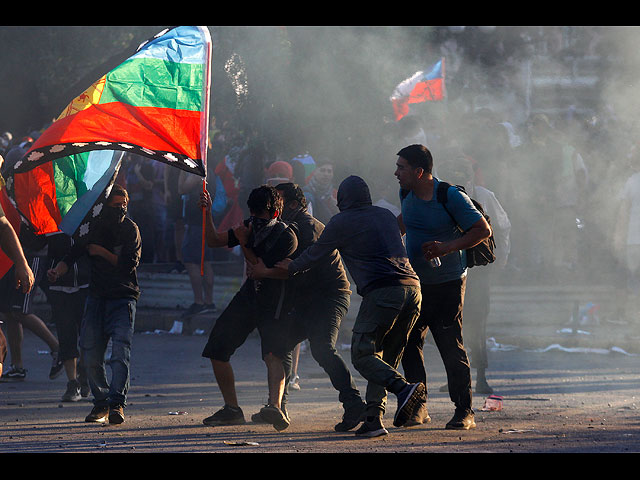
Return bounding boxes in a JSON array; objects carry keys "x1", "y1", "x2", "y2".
[{"x1": 395, "y1": 144, "x2": 491, "y2": 430}]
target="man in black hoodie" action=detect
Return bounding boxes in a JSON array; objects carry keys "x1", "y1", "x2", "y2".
[
  {"x1": 48, "y1": 184, "x2": 141, "y2": 425},
  {"x1": 268, "y1": 176, "x2": 425, "y2": 437}
]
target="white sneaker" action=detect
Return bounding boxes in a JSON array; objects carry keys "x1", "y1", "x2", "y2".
[
  {"x1": 169, "y1": 320, "x2": 183, "y2": 335},
  {"x1": 289, "y1": 374, "x2": 301, "y2": 391}
]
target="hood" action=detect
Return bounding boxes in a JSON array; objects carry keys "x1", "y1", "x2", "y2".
[{"x1": 337, "y1": 175, "x2": 372, "y2": 211}]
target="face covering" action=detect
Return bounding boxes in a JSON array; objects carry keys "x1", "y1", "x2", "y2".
[
  {"x1": 281, "y1": 205, "x2": 303, "y2": 222},
  {"x1": 102, "y1": 205, "x2": 127, "y2": 224},
  {"x1": 248, "y1": 215, "x2": 274, "y2": 231},
  {"x1": 248, "y1": 215, "x2": 280, "y2": 249}
]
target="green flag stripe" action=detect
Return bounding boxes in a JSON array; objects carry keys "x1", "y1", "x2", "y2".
[
  {"x1": 53, "y1": 153, "x2": 89, "y2": 217},
  {"x1": 100, "y1": 57, "x2": 204, "y2": 111}
]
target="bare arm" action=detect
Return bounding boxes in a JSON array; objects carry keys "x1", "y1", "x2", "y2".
[
  {"x1": 0, "y1": 216, "x2": 34, "y2": 293},
  {"x1": 397, "y1": 213, "x2": 406, "y2": 235},
  {"x1": 199, "y1": 189, "x2": 229, "y2": 247},
  {"x1": 422, "y1": 217, "x2": 492, "y2": 260}
]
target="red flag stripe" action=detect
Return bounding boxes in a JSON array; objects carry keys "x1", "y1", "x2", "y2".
[{"x1": 29, "y1": 103, "x2": 204, "y2": 161}]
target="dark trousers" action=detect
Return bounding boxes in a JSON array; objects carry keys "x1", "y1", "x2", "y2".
[
  {"x1": 463, "y1": 269, "x2": 490, "y2": 370},
  {"x1": 48, "y1": 288, "x2": 88, "y2": 362},
  {"x1": 350, "y1": 285, "x2": 422, "y2": 417},
  {"x1": 401, "y1": 277, "x2": 472, "y2": 411},
  {"x1": 282, "y1": 290, "x2": 363, "y2": 411}
]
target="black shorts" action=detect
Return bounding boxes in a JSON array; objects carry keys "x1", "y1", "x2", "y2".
[
  {"x1": 0, "y1": 255, "x2": 47, "y2": 315},
  {"x1": 202, "y1": 282, "x2": 290, "y2": 362}
]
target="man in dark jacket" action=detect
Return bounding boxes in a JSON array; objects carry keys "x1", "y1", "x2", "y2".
[
  {"x1": 48, "y1": 184, "x2": 141, "y2": 425},
  {"x1": 271, "y1": 175, "x2": 425, "y2": 437}
]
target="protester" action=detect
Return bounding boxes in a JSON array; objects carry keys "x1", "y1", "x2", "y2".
[
  {"x1": 614, "y1": 143, "x2": 640, "y2": 327},
  {"x1": 303, "y1": 158, "x2": 339, "y2": 225},
  {"x1": 248, "y1": 182, "x2": 367, "y2": 432},
  {"x1": 47, "y1": 184, "x2": 141, "y2": 425},
  {"x1": 176, "y1": 169, "x2": 218, "y2": 323},
  {"x1": 395, "y1": 144, "x2": 491, "y2": 430},
  {"x1": 164, "y1": 160, "x2": 186, "y2": 273},
  {"x1": 0, "y1": 154, "x2": 34, "y2": 295},
  {"x1": 272, "y1": 175, "x2": 425, "y2": 437},
  {"x1": 437, "y1": 156, "x2": 511, "y2": 394},
  {"x1": 0, "y1": 325, "x2": 7, "y2": 378},
  {"x1": 263, "y1": 165, "x2": 306, "y2": 392},
  {"x1": 198, "y1": 185, "x2": 298, "y2": 431},
  {"x1": 45, "y1": 232, "x2": 91, "y2": 401},
  {"x1": 125, "y1": 154, "x2": 167, "y2": 263},
  {"x1": 0, "y1": 157, "x2": 34, "y2": 380},
  {"x1": 0, "y1": 228, "x2": 63, "y2": 383}
]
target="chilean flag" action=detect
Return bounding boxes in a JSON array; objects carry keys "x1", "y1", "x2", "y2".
[{"x1": 390, "y1": 58, "x2": 445, "y2": 121}]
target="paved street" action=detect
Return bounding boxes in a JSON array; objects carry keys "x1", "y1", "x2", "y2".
[
  {"x1": 2, "y1": 265, "x2": 640, "y2": 453},
  {"x1": 1, "y1": 307, "x2": 639, "y2": 453}
]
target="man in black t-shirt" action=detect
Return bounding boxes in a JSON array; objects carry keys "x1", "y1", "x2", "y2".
[{"x1": 199, "y1": 185, "x2": 298, "y2": 431}]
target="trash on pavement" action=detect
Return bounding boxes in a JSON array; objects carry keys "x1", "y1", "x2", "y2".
[
  {"x1": 224, "y1": 440, "x2": 260, "y2": 446},
  {"x1": 481, "y1": 395, "x2": 503, "y2": 411}
]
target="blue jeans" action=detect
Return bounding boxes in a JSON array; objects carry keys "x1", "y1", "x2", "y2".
[{"x1": 79, "y1": 294, "x2": 137, "y2": 407}]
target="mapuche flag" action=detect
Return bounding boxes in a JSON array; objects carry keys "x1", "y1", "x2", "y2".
[
  {"x1": 9, "y1": 26, "x2": 212, "y2": 239},
  {"x1": 390, "y1": 58, "x2": 445, "y2": 121}
]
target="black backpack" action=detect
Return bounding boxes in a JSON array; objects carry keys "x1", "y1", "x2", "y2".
[{"x1": 436, "y1": 181, "x2": 496, "y2": 268}]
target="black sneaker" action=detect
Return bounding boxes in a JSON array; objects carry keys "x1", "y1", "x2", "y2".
[
  {"x1": 62, "y1": 379, "x2": 81, "y2": 402},
  {"x1": 259, "y1": 404, "x2": 290, "y2": 432},
  {"x1": 180, "y1": 303, "x2": 205, "y2": 319},
  {"x1": 80, "y1": 379, "x2": 91, "y2": 398},
  {"x1": 49, "y1": 351, "x2": 64, "y2": 380},
  {"x1": 202, "y1": 405, "x2": 245, "y2": 426},
  {"x1": 355, "y1": 416, "x2": 388, "y2": 437},
  {"x1": 201, "y1": 303, "x2": 218, "y2": 314},
  {"x1": 445, "y1": 408, "x2": 476, "y2": 430},
  {"x1": 403, "y1": 400, "x2": 431, "y2": 427},
  {"x1": 1, "y1": 365, "x2": 26, "y2": 382},
  {"x1": 109, "y1": 404, "x2": 125, "y2": 424},
  {"x1": 251, "y1": 411, "x2": 268, "y2": 423},
  {"x1": 475, "y1": 379, "x2": 494, "y2": 394},
  {"x1": 334, "y1": 401, "x2": 366, "y2": 432},
  {"x1": 170, "y1": 261, "x2": 186, "y2": 274},
  {"x1": 393, "y1": 382, "x2": 426, "y2": 427},
  {"x1": 85, "y1": 405, "x2": 109, "y2": 423}
]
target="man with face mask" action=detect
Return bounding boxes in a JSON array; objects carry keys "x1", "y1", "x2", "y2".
[
  {"x1": 47, "y1": 184, "x2": 141, "y2": 425},
  {"x1": 198, "y1": 185, "x2": 298, "y2": 432},
  {"x1": 249, "y1": 182, "x2": 366, "y2": 432}
]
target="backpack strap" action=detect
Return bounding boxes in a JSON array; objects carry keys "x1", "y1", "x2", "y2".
[{"x1": 436, "y1": 181, "x2": 460, "y2": 227}]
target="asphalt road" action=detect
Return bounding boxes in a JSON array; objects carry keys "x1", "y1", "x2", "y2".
[{"x1": 1, "y1": 323, "x2": 639, "y2": 454}]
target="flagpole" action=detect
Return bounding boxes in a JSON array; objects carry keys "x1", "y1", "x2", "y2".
[{"x1": 200, "y1": 26, "x2": 212, "y2": 277}]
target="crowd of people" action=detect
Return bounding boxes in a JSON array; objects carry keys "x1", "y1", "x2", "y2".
[{"x1": 1, "y1": 83, "x2": 639, "y2": 436}]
